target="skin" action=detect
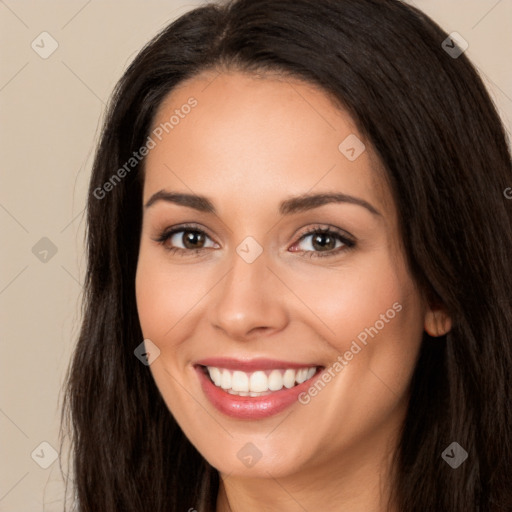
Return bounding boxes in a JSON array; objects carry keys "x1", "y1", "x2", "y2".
[{"x1": 135, "y1": 70, "x2": 452, "y2": 512}]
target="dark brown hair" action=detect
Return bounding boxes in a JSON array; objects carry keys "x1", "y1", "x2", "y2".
[{"x1": 60, "y1": 0, "x2": 512, "y2": 510}]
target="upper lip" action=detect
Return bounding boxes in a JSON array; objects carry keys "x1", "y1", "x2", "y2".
[{"x1": 194, "y1": 357, "x2": 322, "y2": 371}]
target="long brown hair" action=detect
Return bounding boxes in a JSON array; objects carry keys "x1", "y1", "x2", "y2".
[{"x1": 60, "y1": 0, "x2": 512, "y2": 510}]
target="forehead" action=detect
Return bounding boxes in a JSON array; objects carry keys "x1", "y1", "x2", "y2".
[{"x1": 143, "y1": 70, "x2": 392, "y2": 218}]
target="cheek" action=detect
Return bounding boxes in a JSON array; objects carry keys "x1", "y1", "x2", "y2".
[
  {"x1": 283, "y1": 261, "x2": 424, "y2": 454},
  {"x1": 135, "y1": 256, "x2": 169, "y2": 340},
  {"x1": 134, "y1": 250, "x2": 204, "y2": 413},
  {"x1": 135, "y1": 247, "x2": 209, "y2": 342},
  {"x1": 290, "y1": 254, "x2": 415, "y2": 349},
  {"x1": 293, "y1": 252, "x2": 425, "y2": 398}
]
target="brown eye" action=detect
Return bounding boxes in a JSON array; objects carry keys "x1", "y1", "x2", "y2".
[
  {"x1": 180, "y1": 230, "x2": 206, "y2": 249},
  {"x1": 310, "y1": 232, "x2": 338, "y2": 251},
  {"x1": 290, "y1": 226, "x2": 355, "y2": 258},
  {"x1": 155, "y1": 224, "x2": 219, "y2": 255}
]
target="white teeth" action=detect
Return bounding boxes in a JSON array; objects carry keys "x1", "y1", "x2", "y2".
[
  {"x1": 208, "y1": 366, "x2": 222, "y2": 386},
  {"x1": 268, "y1": 370, "x2": 284, "y2": 391},
  {"x1": 205, "y1": 365, "x2": 318, "y2": 395},
  {"x1": 283, "y1": 369, "x2": 296, "y2": 389},
  {"x1": 296, "y1": 368, "x2": 308, "y2": 384},
  {"x1": 220, "y1": 369, "x2": 231, "y2": 390},
  {"x1": 231, "y1": 371, "x2": 249, "y2": 392},
  {"x1": 249, "y1": 371, "x2": 268, "y2": 392}
]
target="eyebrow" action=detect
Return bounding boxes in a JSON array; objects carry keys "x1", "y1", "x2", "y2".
[{"x1": 144, "y1": 190, "x2": 381, "y2": 216}]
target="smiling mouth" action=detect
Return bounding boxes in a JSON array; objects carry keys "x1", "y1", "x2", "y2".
[{"x1": 198, "y1": 365, "x2": 323, "y2": 397}]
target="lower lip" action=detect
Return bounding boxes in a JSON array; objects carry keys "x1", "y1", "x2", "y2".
[{"x1": 196, "y1": 366, "x2": 320, "y2": 420}]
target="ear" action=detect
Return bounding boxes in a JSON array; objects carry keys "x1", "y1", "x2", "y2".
[{"x1": 424, "y1": 306, "x2": 452, "y2": 337}]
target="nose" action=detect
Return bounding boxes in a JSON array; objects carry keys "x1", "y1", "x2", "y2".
[{"x1": 208, "y1": 248, "x2": 289, "y2": 342}]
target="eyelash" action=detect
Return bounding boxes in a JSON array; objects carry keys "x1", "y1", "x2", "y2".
[{"x1": 153, "y1": 222, "x2": 356, "y2": 259}]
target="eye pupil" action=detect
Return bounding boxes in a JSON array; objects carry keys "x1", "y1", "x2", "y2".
[
  {"x1": 312, "y1": 233, "x2": 335, "y2": 251},
  {"x1": 183, "y1": 231, "x2": 205, "y2": 249}
]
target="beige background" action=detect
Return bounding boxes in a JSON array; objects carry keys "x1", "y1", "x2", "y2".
[{"x1": 1, "y1": 1, "x2": 510, "y2": 510}]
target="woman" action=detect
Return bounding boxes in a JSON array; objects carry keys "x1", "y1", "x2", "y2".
[{"x1": 60, "y1": 0, "x2": 512, "y2": 510}]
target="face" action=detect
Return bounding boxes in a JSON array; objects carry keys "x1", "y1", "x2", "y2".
[{"x1": 135, "y1": 70, "x2": 439, "y2": 481}]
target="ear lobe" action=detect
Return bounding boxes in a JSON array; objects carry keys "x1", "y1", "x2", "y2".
[{"x1": 424, "y1": 308, "x2": 452, "y2": 337}]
